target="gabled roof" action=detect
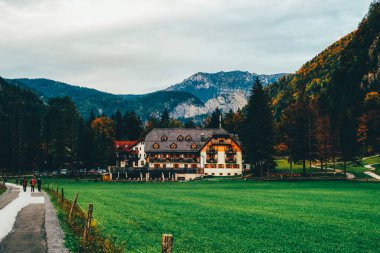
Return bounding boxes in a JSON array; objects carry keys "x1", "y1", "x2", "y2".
[
  {"x1": 115, "y1": 140, "x2": 140, "y2": 152},
  {"x1": 145, "y1": 128, "x2": 237, "y2": 152}
]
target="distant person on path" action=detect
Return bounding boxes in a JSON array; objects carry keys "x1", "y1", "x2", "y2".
[
  {"x1": 15, "y1": 176, "x2": 20, "y2": 185},
  {"x1": 37, "y1": 177, "x2": 42, "y2": 192},
  {"x1": 30, "y1": 177, "x2": 36, "y2": 192},
  {"x1": 22, "y1": 177, "x2": 27, "y2": 192}
]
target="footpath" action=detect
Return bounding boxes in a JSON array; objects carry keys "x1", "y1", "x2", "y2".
[{"x1": 0, "y1": 183, "x2": 69, "y2": 253}]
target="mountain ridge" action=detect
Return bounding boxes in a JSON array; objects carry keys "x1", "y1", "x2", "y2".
[{"x1": 8, "y1": 71, "x2": 286, "y2": 120}]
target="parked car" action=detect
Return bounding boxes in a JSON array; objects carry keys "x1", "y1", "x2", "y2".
[
  {"x1": 88, "y1": 169, "x2": 97, "y2": 175},
  {"x1": 52, "y1": 170, "x2": 59, "y2": 175},
  {"x1": 60, "y1": 169, "x2": 68, "y2": 175},
  {"x1": 97, "y1": 169, "x2": 107, "y2": 174}
]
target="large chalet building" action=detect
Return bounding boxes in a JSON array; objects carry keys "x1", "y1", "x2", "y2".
[
  {"x1": 113, "y1": 128, "x2": 243, "y2": 177},
  {"x1": 146, "y1": 128, "x2": 242, "y2": 176}
]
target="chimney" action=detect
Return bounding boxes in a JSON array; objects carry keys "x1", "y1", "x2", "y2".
[{"x1": 219, "y1": 113, "x2": 222, "y2": 128}]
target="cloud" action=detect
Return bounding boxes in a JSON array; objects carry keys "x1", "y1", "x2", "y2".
[{"x1": 0, "y1": 0, "x2": 373, "y2": 94}]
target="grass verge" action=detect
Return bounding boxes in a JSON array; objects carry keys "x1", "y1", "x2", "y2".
[{"x1": 45, "y1": 185, "x2": 125, "y2": 253}]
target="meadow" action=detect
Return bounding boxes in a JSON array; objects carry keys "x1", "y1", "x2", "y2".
[{"x1": 48, "y1": 179, "x2": 380, "y2": 253}]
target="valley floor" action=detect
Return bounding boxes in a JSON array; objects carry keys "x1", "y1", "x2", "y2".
[{"x1": 48, "y1": 179, "x2": 380, "y2": 253}]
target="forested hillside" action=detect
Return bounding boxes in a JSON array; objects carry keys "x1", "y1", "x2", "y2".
[
  {"x1": 267, "y1": 1, "x2": 380, "y2": 169},
  {"x1": 8, "y1": 78, "x2": 203, "y2": 120}
]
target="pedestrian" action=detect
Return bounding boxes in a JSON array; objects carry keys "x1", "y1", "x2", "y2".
[
  {"x1": 37, "y1": 177, "x2": 42, "y2": 192},
  {"x1": 15, "y1": 177, "x2": 20, "y2": 185},
  {"x1": 22, "y1": 177, "x2": 27, "y2": 192},
  {"x1": 30, "y1": 177, "x2": 36, "y2": 192}
]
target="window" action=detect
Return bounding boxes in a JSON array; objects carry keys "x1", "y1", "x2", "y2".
[
  {"x1": 212, "y1": 173, "x2": 215, "y2": 176},
  {"x1": 191, "y1": 143, "x2": 197, "y2": 150},
  {"x1": 205, "y1": 173, "x2": 208, "y2": 176},
  {"x1": 185, "y1": 135, "x2": 192, "y2": 142},
  {"x1": 191, "y1": 164, "x2": 198, "y2": 168},
  {"x1": 234, "y1": 173, "x2": 238, "y2": 176},
  {"x1": 219, "y1": 173, "x2": 223, "y2": 176},
  {"x1": 163, "y1": 164, "x2": 166, "y2": 168},
  {"x1": 154, "y1": 164, "x2": 160, "y2": 168},
  {"x1": 218, "y1": 164, "x2": 224, "y2": 168},
  {"x1": 141, "y1": 161, "x2": 145, "y2": 165},
  {"x1": 161, "y1": 135, "x2": 168, "y2": 141},
  {"x1": 177, "y1": 135, "x2": 184, "y2": 142},
  {"x1": 170, "y1": 143, "x2": 177, "y2": 149},
  {"x1": 228, "y1": 173, "x2": 231, "y2": 176},
  {"x1": 185, "y1": 164, "x2": 188, "y2": 168},
  {"x1": 153, "y1": 143, "x2": 159, "y2": 149},
  {"x1": 219, "y1": 139, "x2": 225, "y2": 143},
  {"x1": 174, "y1": 164, "x2": 179, "y2": 168}
]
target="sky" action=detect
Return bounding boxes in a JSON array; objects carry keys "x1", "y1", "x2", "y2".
[{"x1": 0, "y1": 0, "x2": 374, "y2": 94}]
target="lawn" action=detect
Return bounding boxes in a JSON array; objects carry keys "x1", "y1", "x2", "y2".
[{"x1": 47, "y1": 180, "x2": 380, "y2": 253}]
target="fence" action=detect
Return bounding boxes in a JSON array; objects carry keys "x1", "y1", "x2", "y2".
[{"x1": 44, "y1": 184, "x2": 174, "y2": 253}]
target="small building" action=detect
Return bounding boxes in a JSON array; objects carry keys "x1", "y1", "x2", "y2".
[
  {"x1": 114, "y1": 140, "x2": 146, "y2": 168},
  {"x1": 145, "y1": 128, "x2": 243, "y2": 176}
]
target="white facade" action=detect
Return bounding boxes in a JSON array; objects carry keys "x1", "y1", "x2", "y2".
[{"x1": 131, "y1": 141, "x2": 146, "y2": 167}]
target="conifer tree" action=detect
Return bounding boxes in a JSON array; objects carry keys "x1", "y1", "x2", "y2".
[
  {"x1": 242, "y1": 78, "x2": 275, "y2": 176},
  {"x1": 159, "y1": 108, "x2": 170, "y2": 128}
]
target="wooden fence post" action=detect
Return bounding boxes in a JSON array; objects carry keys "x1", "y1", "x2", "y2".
[
  {"x1": 56, "y1": 185, "x2": 59, "y2": 196},
  {"x1": 61, "y1": 188, "x2": 64, "y2": 203},
  {"x1": 68, "y1": 193, "x2": 79, "y2": 222},
  {"x1": 83, "y1": 203, "x2": 93, "y2": 243},
  {"x1": 162, "y1": 234, "x2": 173, "y2": 253}
]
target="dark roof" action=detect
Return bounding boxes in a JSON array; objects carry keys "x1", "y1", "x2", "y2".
[{"x1": 145, "y1": 128, "x2": 237, "y2": 152}]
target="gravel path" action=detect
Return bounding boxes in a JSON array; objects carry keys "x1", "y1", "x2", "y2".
[{"x1": 364, "y1": 164, "x2": 380, "y2": 180}]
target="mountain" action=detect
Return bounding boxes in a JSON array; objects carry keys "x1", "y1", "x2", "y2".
[
  {"x1": 7, "y1": 78, "x2": 204, "y2": 120},
  {"x1": 8, "y1": 71, "x2": 286, "y2": 121},
  {"x1": 166, "y1": 71, "x2": 287, "y2": 118},
  {"x1": 267, "y1": 0, "x2": 380, "y2": 121}
]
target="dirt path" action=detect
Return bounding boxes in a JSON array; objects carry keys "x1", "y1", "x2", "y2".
[
  {"x1": 0, "y1": 185, "x2": 20, "y2": 210},
  {"x1": 0, "y1": 204, "x2": 47, "y2": 253},
  {"x1": 0, "y1": 183, "x2": 69, "y2": 253}
]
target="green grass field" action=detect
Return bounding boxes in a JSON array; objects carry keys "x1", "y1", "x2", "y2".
[{"x1": 47, "y1": 180, "x2": 380, "y2": 253}]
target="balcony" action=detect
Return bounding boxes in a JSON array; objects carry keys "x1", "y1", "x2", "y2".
[
  {"x1": 226, "y1": 148, "x2": 237, "y2": 154},
  {"x1": 206, "y1": 149, "x2": 217, "y2": 154},
  {"x1": 207, "y1": 158, "x2": 217, "y2": 163},
  {"x1": 225, "y1": 158, "x2": 237, "y2": 164}
]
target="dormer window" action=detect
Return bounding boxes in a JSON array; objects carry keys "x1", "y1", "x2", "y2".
[
  {"x1": 191, "y1": 143, "x2": 198, "y2": 150},
  {"x1": 185, "y1": 135, "x2": 192, "y2": 142},
  {"x1": 170, "y1": 143, "x2": 177, "y2": 149},
  {"x1": 161, "y1": 135, "x2": 168, "y2": 141},
  {"x1": 153, "y1": 143, "x2": 160, "y2": 149},
  {"x1": 177, "y1": 135, "x2": 184, "y2": 142}
]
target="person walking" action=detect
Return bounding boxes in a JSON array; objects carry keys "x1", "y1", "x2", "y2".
[
  {"x1": 37, "y1": 177, "x2": 42, "y2": 192},
  {"x1": 22, "y1": 177, "x2": 27, "y2": 192},
  {"x1": 30, "y1": 177, "x2": 36, "y2": 192}
]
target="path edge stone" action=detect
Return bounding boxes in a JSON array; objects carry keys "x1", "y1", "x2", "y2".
[{"x1": 43, "y1": 192, "x2": 70, "y2": 253}]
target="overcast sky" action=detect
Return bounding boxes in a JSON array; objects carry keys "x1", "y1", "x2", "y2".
[{"x1": 0, "y1": 0, "x2": 373, "y2": 94}]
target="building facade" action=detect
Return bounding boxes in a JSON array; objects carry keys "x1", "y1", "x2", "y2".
[
  {"x1": 115, "y1": 140, "x2": 145, "y2": 168},
  {"x1": 144, "y1": 128, "x2": 243, "y2": 176}
]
